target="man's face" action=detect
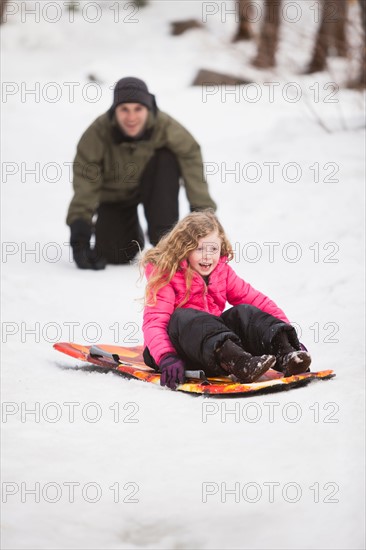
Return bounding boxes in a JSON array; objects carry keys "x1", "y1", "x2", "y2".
[{"x1": 115, "y1": 103, "x2": 149, "y2": 137}]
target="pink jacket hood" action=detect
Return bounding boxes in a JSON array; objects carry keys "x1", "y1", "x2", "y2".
[{"x1": 143, "y1": 257, "x2": 290, "y2": 364}]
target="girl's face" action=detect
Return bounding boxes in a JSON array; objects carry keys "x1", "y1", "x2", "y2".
[{"x1": 187, "y1": 231, "x2": 222, "y2": 277}]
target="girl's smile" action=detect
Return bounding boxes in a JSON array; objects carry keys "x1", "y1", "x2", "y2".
[{"x1": 187, "y1": 231, "x2": 222, "y2": 277}]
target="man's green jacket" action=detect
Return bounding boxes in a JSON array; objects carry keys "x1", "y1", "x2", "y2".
[{"x1": 66, "y1": 109, "x2": 216, "y2": 225}]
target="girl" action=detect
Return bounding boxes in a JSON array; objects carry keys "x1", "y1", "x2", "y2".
[{"x1": 141, "y1": 210, "x2": 311, "y2": 390}]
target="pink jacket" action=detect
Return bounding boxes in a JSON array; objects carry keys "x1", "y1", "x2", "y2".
[{"x1": 143, "y1": 257, "x2": 290, "y2": 364}]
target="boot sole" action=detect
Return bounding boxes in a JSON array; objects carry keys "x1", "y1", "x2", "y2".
[
  {"x1": 283, "y1": 352, "x2": 312, "y2": 377},
  {"x1": 235, "y1": 355, "x2": 276, "y2": 383}
]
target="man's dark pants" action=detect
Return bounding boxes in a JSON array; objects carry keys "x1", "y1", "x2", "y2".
[{"x1": 94, "y1": 147, "x2": 180, "y2": 264}]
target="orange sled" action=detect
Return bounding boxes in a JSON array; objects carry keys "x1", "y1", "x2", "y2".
[{"x1": 54, "y1": 342, "x2": 335, "y2": 397}]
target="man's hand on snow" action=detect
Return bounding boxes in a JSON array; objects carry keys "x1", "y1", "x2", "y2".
[{"x1": 70, "y1": 219, "x2": 106, "y2": 270}]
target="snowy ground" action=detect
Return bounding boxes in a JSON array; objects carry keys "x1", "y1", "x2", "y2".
[{"x1": 1, "y1": 1, "x2": 365, "y2": 549}]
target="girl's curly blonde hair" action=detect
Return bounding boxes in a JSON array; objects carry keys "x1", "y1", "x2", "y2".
[{"x1": 141, "y1": 209, "x2": 233, "y2": 306}]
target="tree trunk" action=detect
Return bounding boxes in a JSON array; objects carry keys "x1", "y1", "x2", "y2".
[
  {"x1": 306, "y1": 0, "x2": 330, "y2": 73},
  {"x1": 349, "y1": 0, "x2": 366, "y2": 88},
  {"x1": 359, "y1": 0, "x2": 366, "y2": 86},
  {"x1": 0, "y1": 0, "x2": 9, "y2": 24},
  {"x1": 332, "y1": 0, "x2": 347, "y2": 57},
  {"x1": 233, "y1": 0, "x2": 254, "y2": 41},
  {"x1": 252, "y1": 0, "x2": 281, "y2": 68},
  {"x1": 360, "y1": 0, "x2": 366, "y2": 32},
  {"x1": 306, "y1": 0, "x2": 348, "y2": 74}
]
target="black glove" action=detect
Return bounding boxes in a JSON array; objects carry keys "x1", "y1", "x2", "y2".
[
  {"x1": 159, "y1": 353, "x2": 186, "y2": 390},
  {"x1": 70, "y1": 219, "x2": 106, "y2": 270}
]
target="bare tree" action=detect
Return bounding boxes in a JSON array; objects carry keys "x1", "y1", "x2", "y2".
[
  {"x1": 348, "y1": 0, "x2": 366, "y2": 88},
  {"x1": 233, "y1": 0, "x2": 254, "y2": 41},
  {"x1": 360, "y1": 0, "x2": 366, "y2": 33},
  {"x1": 1, "y1": 0, "x2": 9, "y2": 24},
  {"x1": 333, "y1": 0, "x2": 348, "y2": 57},
  {"x1": 357, "y1": 0, "x2": 366, "y2": 87},
  {"x1": 252, "y1": 0, "x2": 281, "y2": 68},
  {"x1": 306, "y1": 0, "x2": 348, "y2": 74}
]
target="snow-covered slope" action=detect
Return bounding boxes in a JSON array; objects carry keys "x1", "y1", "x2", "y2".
[{"x1": 1, "y1": 1, "x2": 365, "y2": 549}]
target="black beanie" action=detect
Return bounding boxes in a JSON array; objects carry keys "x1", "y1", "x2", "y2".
[{"x1": 112, "y1": 77, "x2": 154, "y2": 111}]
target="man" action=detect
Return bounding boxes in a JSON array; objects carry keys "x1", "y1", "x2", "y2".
[{"x1": 67, "y1": 77, "x2": 216, "y2": 269}]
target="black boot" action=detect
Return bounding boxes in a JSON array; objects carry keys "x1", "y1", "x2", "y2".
[
  {"x1": 277, "y1": 351, "x2": 312, "y2": 377},
  {"x1": 215, "y1": 339, "x2": 275, "y2": 383},
  {"x1": 272, "y1": 330, "x2": 311, "y2": 377}
]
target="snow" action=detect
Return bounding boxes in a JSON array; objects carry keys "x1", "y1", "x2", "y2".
[{"x1": 1, "y1": 1, "x2": 365, "y2": 549}]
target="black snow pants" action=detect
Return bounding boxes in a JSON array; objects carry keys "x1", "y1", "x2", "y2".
[
  {"x1": 144, "y1": 305, "x2": 301, "y2": 377},
  {"x1": 94, "y1": 147, "x2": 180, "y2": 264}
]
